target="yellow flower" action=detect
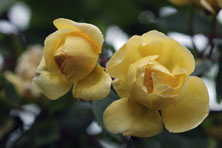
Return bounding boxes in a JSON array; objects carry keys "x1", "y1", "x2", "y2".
[
  {"x1": 103, "y1": 30, "x2": 209, "y2": 138},
  {"x1": 5, "y1": 45, "x2": 43, "y2": 98},
  {"x1": 169, "y1": 0, "x2": 222, "y2": 14},
  {"x1": 196, "y1": 0, "x2": 222, "y2": 13},
  {"x1": 32, "y1": 18, "x2": 111, "y2": 100}
]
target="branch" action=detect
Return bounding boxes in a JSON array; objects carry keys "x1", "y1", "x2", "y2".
[{"x1": 208, "y1": 14, "x2": 217, "y2": 58}]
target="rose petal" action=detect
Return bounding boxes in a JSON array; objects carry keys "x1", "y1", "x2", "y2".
[
  {"x1": 162, "y1": 76, "x2": 209, "y2": 133},
  {"x1": 127, "y1": 56, "x2": 159, "y2": 109},
  {"x1": 200, "y1": 0, "x2": 216, "y2": 14},
  {"x1": 72, "y1": 65, "x2": 111, "y2": 101},
  {"x1": 142, "y1": 30, "x2": 168, "y2": 40},
  {"x1": 139, "y1": 40, "x2": 163, "y2": 58},
  {"x1": 32, "y1": 58, "x2": 72, "y2": 100},
  {"x1": 44, "y1": 28, "x2": 74, "y2": 74},
  {"x1": 112, "y1": 78, "x2": 129, "y2": 98},
  {"x1": 53, "y1": 18, "x2": 104, "y2": 53},
  {"x1": 141, "y1": 30, "x2": 195, "y2": 75},
  {"x1": 56, "y1": 35, "x2": 98, "y2": 81},
  {"x1": 103, "y1": 98, "x2": 163, "y2": 138},
  {"x1": 106, "y1": 35, "x2": 142, "y2": 78}
]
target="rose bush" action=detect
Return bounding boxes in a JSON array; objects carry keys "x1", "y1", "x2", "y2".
[
  {"x1": 33, "y1": 18, "x2": 111, "y2": 100},
  {"x1": 103, "y1": 30, "x2": 209, "y2": 138}
]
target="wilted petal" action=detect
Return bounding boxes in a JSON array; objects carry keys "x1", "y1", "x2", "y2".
[
  {"x1": 162, "y1": 76, "x2": 209, "y2": 133},
  {"x1": 103, "y1": 98, "x2": 162, "y2": 138},
  {"x1": 53, "y1": 18, "x2": 104, "y2": 53},
  {"x1": 72, "y1": 65, "x2": 111, "y2": 101}
]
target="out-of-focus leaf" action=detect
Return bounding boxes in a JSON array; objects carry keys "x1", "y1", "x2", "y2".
[
  {"x1": 92, "y1": 90, "x2": 124, "y2": 142},
  {"x1": 0, "y1": 97, "x2": 11, "y2": 124},
  {"x1": 0, "y1": 0, "x2": 15, "y2": 15},
  {"x1": 159, "y1": 8, "x2": 222, "y2": 34},
  {"x1": 55, "y1": 101, "x2": 93, "y2": 132},
  {"x1": 47, "y1": 91, "x2": 74, "y2": 116},
  {"x1": 12, "y1": 120, "x2": 59, "y2": 148},
  {"x1": 216, "y1": 62, "x2": 222, "y2": 103},
  {"x1": 0, "y1": 118, "x2": 13, "y2": 138},
  {"x1": 0, "y1": 81, "x2": 21, "y2": 118},
  {"x1": 192, "y1": 60, "x2": 214, "y2": 76},
  {"x1": 92, "y1": 90, "x2": 118, "y2": 127},
  {"x1": 4, "y1": 82, "x2": 20, "y2": 104},
  {"x1": 159, "y1": 9, "x2": 189, "y2": 33},
  {"x1": 134, "y1": 130, "x2": 209, "y2": 148}
]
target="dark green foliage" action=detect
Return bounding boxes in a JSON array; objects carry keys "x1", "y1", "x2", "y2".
[{"x1": 216, "y1": 62, "x2": 222, "y2": 103}]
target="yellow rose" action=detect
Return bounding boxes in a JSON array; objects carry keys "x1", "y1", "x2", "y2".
[
  {"x1": 32, "y1": 18, "x2": 111, "y2": 100},
  {"x1": 4, "y1": 45, "x2": 43, "y2": 98},
  {"x1": 196, "y1": 0, "x2": 222, "y2": 13},
  {"x1": 103, "y1": 30, "x2": 209, "y2": 138},
  {"x1": 169, "y1": 0, "x2": 222, "y2": 14}
]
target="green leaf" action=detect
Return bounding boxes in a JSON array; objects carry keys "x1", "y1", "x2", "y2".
[
  {"x1": 92, "y1": 90, "x2": 124, "y2": 142},
  {"x1": 55, "y1": 101, "x2": 93, "y2": 131},
  {"x1": 92, "y1": 90, "x2": 118, "y2": 127},
  {"x1": 46, "y1": 91, "x2": 74, "y2": 116},
  {"x1": 134, "y1": 130, "x2": 209, "y2": 148},
  {"x1": 0, "y1": 81, "x2": 21, "y2": 109},
  {"x1": 12, "y1": 120, "x2": 60, "y2": 148},
  {"x1": 216, "y1": 62, "x2": 222, "y2": 103},
  {"x1": 159, "y1": 7, "x2": 219, "y2": 35},
  {"x1": 159, "y1": 9, "x2": 189, "y2": 34},
  {"x1": 192, "y1": 60, "x2": 213, "y2": 76}
]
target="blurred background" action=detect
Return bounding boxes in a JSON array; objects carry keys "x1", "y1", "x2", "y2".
[{"x1": 0, "y1": 0, "x2": 222, "y2": 147}]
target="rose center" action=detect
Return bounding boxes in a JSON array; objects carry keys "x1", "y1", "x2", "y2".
[
  {"x1": 143, "y1": 68, "x2": 154, "y2": 93},
  {"x1": 54, "y1": 49, "x2": 70, "y2": 75}
]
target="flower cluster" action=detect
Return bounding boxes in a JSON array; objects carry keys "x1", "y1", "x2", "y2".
[{"x1": 31, "y1": 18, "x2": 209, "y2": 138}]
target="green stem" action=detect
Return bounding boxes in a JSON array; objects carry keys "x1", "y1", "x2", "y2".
[
  {"x1": 188, "y1": 4, "x2": 203, "y2": 58},
  {"x1": 208, "y1": 14, "x2": 217, "y2": 58}
]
